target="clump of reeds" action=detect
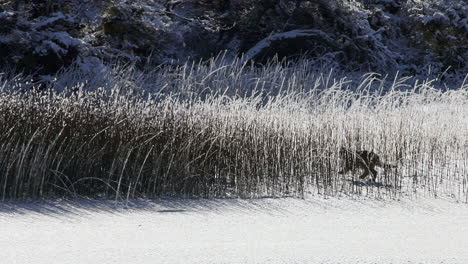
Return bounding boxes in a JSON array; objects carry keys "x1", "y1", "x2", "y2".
[{"x1": 0, "y1": 58, "x2": 466, "y2": 201}]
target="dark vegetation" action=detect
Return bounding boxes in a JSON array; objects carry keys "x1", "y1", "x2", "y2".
[{"x1": 0, "y1": 0, "x2": 466, "y2": 77}]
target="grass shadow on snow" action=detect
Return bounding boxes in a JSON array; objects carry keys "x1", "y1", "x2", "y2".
[
  {"x1": 0, "y1": 197, "x2": 301, "y2": 217},
  {"x1": 347, "y1": 179, "x2": 393, "y2": 188}
]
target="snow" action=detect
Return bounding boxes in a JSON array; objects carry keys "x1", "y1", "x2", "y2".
[
  {"x1": 242, "y1": 30, "x2": 333, "y2": 63},
  {"x1": 46, "y1": 32, "x2": 84, "y2": 48},
  {"x1": 32, "y1": 32, "x2": 84, "y2": 56},
  {"x1": 423, "y1": 12, "x2": 450, "y2": 25},
  {"x1": 32, "y1": 12, "x2": 67, "y2": 30},
  {"x1": 0, "y1": 11, "x2": 15, "y2": 19},
  {"x1": 1, "y1": 197, "x2": 468, "y2": 263},
  {"x1": 35, "y1": 40, "x2": 66, "y2": 56}
]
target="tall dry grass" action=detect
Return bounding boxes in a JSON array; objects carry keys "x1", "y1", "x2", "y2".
[{"x1": 0, "y1": 58, "x2": 467, "y2": 200}]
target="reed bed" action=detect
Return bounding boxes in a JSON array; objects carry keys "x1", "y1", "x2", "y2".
[{"x1": 0, "y1": 59, "x2": 467, "y2": 200}]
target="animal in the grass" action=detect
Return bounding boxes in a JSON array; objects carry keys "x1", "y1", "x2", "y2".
[{"x1": 338, "y1": 147, "x2": 396, "y2": 181}]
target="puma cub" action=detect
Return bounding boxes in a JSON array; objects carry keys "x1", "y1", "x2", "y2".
[{"x1": 338, "y1": 147, "x2": 396, "y2": 181}]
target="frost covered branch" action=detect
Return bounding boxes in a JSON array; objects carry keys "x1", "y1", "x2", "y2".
[{"x1": 242, "y1": 29, "x2": 334, "y2": 63}]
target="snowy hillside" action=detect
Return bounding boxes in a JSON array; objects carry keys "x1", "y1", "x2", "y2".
[{"x1": 0, "y1": 0, "x2": 467, "y2": 78}]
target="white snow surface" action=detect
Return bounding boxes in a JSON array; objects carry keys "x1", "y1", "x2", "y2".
[{"x1": 1, "y1": 197, "x2": 468, "y2": 264}]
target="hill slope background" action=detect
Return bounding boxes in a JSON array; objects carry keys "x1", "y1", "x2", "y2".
[{"x1": 0, "y1": 0, "x2": 467, "y2": 78}]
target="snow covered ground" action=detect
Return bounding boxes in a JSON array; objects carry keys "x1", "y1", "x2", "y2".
[{"x1": 1, "y1": 197, "x2": 468, "y2": 264}]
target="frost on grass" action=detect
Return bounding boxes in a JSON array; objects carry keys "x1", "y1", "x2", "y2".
[{"x1": 0, "y1": 59, "x2": 467, "y2": 201}]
